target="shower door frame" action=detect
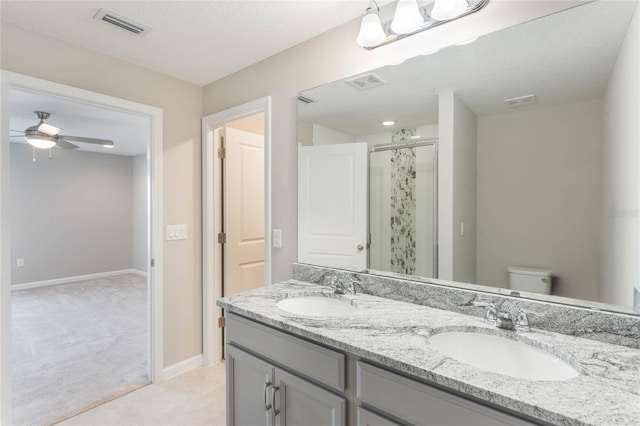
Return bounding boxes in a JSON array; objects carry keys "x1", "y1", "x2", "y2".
[{"x1": 367, "y1": 138, "x2": 439, "y2": 278}]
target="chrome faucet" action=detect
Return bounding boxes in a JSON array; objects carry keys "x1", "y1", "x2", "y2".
[
  {"x1": 514, "y1": 309, "x2": 538, "y2": 332},
  {"x1": 471, "y1": 301, "x2": 499, "y2": 324},
  {"x1": 496, "y1": 311, "x2": 516, "y2": 330},
  {"x1": 471, "y1": 302, "x2": 538, "y2": 331}
]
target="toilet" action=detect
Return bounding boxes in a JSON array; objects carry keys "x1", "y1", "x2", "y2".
[{"x1": 508, "y1": 266, "x2": 552, "y2": 295}]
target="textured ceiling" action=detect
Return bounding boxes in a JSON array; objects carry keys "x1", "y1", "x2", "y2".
[
  {"x1": 10, "y1": 89, "x2": 149, "y2": 157},
  {"x1": 298, "y1": 1, "x2": 637, "y2": 137},
  {"x1": 0, "y1": 0, "x2": 376, "y2": 86}
]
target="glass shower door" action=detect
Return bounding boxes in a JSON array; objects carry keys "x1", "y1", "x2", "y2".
[{"x1": 368, "y1": 143, "x2": 437, "y2": 278}]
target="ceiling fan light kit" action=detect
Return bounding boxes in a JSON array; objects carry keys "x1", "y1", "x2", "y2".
[
  {"x1": 11, "y1": 111, "x2": 115, "y2": 155},
  {"x1": 357, "y1": 0, "x2": 490, "y2": 49}
]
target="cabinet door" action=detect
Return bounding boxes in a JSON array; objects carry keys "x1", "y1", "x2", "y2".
[
  {"x1": 357, "y1": 407, "x2": 401, "y2": 426},
  {"x1": 274, "y1": 369, "x2": 346, "y2": 426},
  {"x1": 226, "y1": 345, "x2": 275, "y2": 426}
]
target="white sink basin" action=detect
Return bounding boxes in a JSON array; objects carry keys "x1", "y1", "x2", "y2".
[
  {"x1": 429, "y1": 331, "x2": 579, "y2": 381},
  {"x1": 276, "y1": 296, "x2": 356, "y2": 317}
]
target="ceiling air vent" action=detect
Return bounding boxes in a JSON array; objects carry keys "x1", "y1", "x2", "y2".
[
  {"x1": 504, "y1": 94, "x2": 537, "y2": 108},
  {"x1": 297, "y1": 95, "x2": 316, "y2": 104},
  {"x1": 93, "y1": 9, "x2": 151, "y2": 36},
  {"x1": 346, "y1": 73, "x2": 386, "y2": 91}
]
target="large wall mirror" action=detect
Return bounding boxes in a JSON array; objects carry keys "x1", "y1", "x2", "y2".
[{"x1": 297, "y1": 0, "x2": 639, "y2": 314}]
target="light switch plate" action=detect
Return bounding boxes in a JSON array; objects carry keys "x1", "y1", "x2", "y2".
[
  {"x1": 166, "y1": 224, "x2": 188, "y2": 241},
  {"x1": 273, "y1": 229, "x2": 282, "y2": 248}
]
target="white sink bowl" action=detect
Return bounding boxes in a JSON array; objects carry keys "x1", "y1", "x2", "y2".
[
  {"x1": 429, "y1": 331, "x2": 579, "y2": 381},
  {"x1": 276, "y1": 296, "x2": 356, "y2": 317}
]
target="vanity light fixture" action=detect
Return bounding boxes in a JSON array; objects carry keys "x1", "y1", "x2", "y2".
[
  {"x1": 382, "y1": 120, "x2": 396, "y2": 126},
  {"x1": 431, "y1": 0, "x2": 469, "y2": 21},
  {"x1": 391, "y1": 0, "x2": 424, "y2": 34},
  {"x1": 356, "y1": 1, "x2": 387, "y2": 47},
  {"x1": 356, "y1": 0, "x2": 490, "y2": 49}
]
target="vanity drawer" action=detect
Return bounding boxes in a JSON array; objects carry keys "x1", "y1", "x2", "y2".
[
  {"x1": 356, "y1": 361, "x2": 536, "y2": 426},
  {"x1": 357, "y1": 407, "x2": 401, "y2": 426},
  {"x1": 226, "y1": 313, "x2": 346, "y2": 392}
]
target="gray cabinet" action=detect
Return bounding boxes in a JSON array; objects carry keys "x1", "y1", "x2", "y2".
[
  {"x1": 274, "y1": 369, "x2": 346, "y2": 426},
  {"x1": 226, "y1": 345, "x2": 274, "y2": 426},
  {"x1": 356, "y1": 361, "x2": 536, "y2": 426},
  {"x1": 226, "y1": 314, "x2": 346, "y2": 426},
  {"x1": 225, "y1": 313, "x2": 539, "y2": 426},
  {"x1": 357, "y1": 407, "x2": 400, "y2": 426}
]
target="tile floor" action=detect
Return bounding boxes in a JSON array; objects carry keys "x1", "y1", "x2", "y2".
[{"x1": 57, "y1": 363, "x2": 227, "y2": 426}]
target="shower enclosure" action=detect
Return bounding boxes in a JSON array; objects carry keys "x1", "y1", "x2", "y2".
[{"x1": 368, "y1": 140, "x2": 438, "y2": 278}]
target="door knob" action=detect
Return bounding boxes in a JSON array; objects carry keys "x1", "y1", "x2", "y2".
[{"x1": 357, "y1": 244, "x2": 364, "y2": 251}]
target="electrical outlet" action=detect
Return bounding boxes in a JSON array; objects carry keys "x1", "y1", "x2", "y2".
[{"x1": 16, "y1": 259, "x2": 24, "y2": 267}]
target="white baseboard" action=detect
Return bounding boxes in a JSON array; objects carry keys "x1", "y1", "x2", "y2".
[
  {"x1": 11, "y1": 269, "x2": 141, "y2": 291},
  {"x1": 162, "y1": 354, "x2": 203, "y2": 380},
  {"x1": 133, "y1": 269, "x2": 148, "y2": 278}
]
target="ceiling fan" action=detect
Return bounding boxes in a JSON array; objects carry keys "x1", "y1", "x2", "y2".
[{"x1": 10, "y1": 111, "x2": 114, "y2": 150}]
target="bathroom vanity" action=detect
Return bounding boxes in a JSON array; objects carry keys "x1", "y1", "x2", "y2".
[{"x1": 217, "y1": 271, "x2": 640, "y2": 426}]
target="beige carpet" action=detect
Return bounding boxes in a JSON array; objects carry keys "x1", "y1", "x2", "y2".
[{"x1": 11, "y1": 273, "x2": 149, "y2": 426}]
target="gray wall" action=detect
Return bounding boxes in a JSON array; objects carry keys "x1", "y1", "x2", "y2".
[
  {"x1": 452, "y1": 94, "x2": 478, "y2": 284},
  {"x1": 601, "y1": 4, "x2": 639, "y2": 308},
  {"x1": 132, "y1": 154, "x2": 148, "y2": 273},
  {"x1": 10, "y1": 143, "x2": 133, "y2": 284},
  {"x1": 476, "y1": 99, "x2": 603, "y2": 301},
  {"x1": 2, "y1": 22, "x2": 203, "y2": 366}
]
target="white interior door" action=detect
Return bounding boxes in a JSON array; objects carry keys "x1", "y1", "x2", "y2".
[
  {"x1": 298, "y1": 143, "x2": 368, "y2": 269},
  {"x1": 224, "y1": 127, "x2": 265, "y2": 296}
]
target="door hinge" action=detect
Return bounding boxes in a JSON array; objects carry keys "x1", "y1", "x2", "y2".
[
  {"x1": 218, "y1": 316, "x2": 226, "y2": 328},
  {"x1": 150, "y1": 258, "x2": 155, "y2": 267},
  {"x1": 218, "y1": 134, "x2": 225, "y2": 159},
  {"x1": 217, "y1": 232, "x2": 226, "y2": 244}
]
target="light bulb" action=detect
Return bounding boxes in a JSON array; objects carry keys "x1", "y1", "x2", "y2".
[
  {"x1": 431, "y1": 0, "x2": 469, "y2": 21},
  {"x1": 357, "y1": 12, "x2": 386, "y2": 47},
  {"x1": 25, "y1": 135, "x2": 56, "y2": 149},
  {"x1": 391, "y1": 0, "x2": 424, "y2": 35}
]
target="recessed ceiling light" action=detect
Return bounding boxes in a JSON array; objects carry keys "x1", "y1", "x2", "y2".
[
  {"x1": 103, "y1": 144, "x2": 115, "y2": 149},
  {"x1": 410, "y1": 135, "x2": 421, "y2": 139},
  {"x1": 382, "y1": 120, "x2": 396, "y2": 126}
]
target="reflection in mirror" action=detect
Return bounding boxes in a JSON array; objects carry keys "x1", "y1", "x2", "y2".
[{"x1": 297, "y1": 1, "x2": 639, "y2": 314}]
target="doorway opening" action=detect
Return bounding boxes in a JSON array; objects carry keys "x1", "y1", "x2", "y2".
[
  {"x1": 202, "y1": 97, "x2": 272, "y2": 365},
  {"x1": 0, "y1": 71, "x2": 164, "y2": 425}
]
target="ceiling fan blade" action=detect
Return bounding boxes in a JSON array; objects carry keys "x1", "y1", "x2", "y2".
[
  {"x1": 9, "y1": 135, "x2": 26, "y2": 141},
  {"x1": 56, "y1": 140, "x2": 79, "y2": 150},
  {"x1": 10, "y1": 129, "x2": 25, "y2": 134},
  {"x1": 38, "y1": 122, "x2": 62, "y2": 136},
  {"x1": 59, "y1": 135, "x2": 114, "y2": 146}
]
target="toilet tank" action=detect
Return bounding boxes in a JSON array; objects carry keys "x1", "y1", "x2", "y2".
[{"x1": 508, "y1": 266, "x2": 552, "y2": 295}]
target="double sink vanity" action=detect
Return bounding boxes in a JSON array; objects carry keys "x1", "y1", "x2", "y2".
[{"x1": 217, "y1": 264, "x2": 640, "y2": 426}]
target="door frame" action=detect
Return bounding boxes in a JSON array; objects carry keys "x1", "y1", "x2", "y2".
[
  {"x1": 0, "y1": 71, "x2": 164, "y2": 424},
  {"x1": 202, "y1": 97, "x2": 272, "y2": 366}
]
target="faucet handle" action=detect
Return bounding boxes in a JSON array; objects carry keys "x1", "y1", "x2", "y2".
[
  {"x1": 471, "y1": 301, "x2": 498, "y2": 323},
  {"x1": 349, "y1": 277, "x2": 362, "y2": 294},
  {"x1": 325, "y1": 274, "x2": 338, "y2": 285},
  {"x1": 515, "y1": 309, "x2": 541, "y2": 332}
]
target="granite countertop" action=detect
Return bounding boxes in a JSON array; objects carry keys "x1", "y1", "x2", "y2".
[{"x1": 217, "y1": 280, "x2": 640, "y2": 426}]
